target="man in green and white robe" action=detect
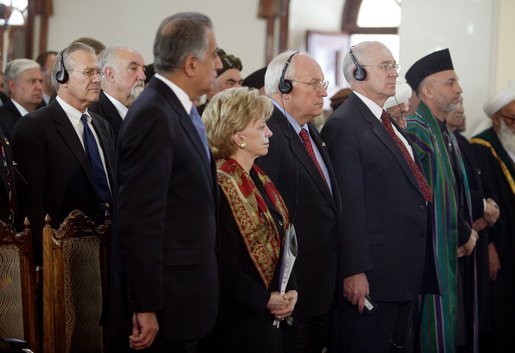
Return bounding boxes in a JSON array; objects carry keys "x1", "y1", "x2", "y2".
[{"x1": 405, "y1": 49, "x2": 477, "y2": 353}]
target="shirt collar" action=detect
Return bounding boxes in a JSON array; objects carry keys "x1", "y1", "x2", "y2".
[
  {"x1": 56, "y1": 95, "x2": 90, "y2": 125},
  {"x1": 103, "y1": 91, "x2": 128, "y2": 119},
  {"x1": 11, "y1": 99, "x2": 29, "y2": 116},
  {"x1": 353, "y1": 91, "x2": 384, "y2": 120},
  {"x1": 271, "y1": 99, "x2": 308, "y2": 135},
  {"x1": 154, "y1": 73, "x2": 193, "y2": 115}
]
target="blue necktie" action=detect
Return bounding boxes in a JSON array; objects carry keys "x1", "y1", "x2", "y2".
[
  {"x1": 190, "y1": 106, "x2": 211, "y2": 160},
  {"x1": 81, "y1": 114, "x2": 112, "y2": 209}
]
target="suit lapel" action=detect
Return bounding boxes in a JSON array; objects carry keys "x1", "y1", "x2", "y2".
[
  {"x1": 149, "y1": 78, "x2": 214, "y2": 191},
  {"x1": 100, "y1": 92, "x2": 123, "y2": 132},
  {"x1": 0, "y1": 131, "x2": 10, "y2": 197},
  {"x1": 50, "y1": 101, "x2": 97, "y2": 189},
  {"x1": 274, "y1": 107, "x2": 335, "y2": 206},
  {"x1": 353, "y1": 96, "x2": 422, "y2": 196},
  {"x1": 310, "y1": 123, "x2": 341, "y2": 206}
]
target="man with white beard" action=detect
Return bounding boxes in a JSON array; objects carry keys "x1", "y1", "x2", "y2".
[
  {"x1": 471, "y1": 87, "x2": 515, "y2": 353},
  {"x1": 89, "y1": 45, "x2": 146, "y2": 138}
]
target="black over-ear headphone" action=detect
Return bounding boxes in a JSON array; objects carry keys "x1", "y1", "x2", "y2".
[
  {"x1": 349, "y1": 46, "x2": 367, "y2": 81},
  {"x1": 55, "y1": 50, "x2": 69, "y2": 84},
  {"x1": 278, "y1": 51, "x2": 299, "y2": 94}
]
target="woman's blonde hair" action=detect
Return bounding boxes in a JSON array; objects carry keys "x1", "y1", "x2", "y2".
[{"x1": 203, "y1": 87, "x2": 273, "y2": 159}]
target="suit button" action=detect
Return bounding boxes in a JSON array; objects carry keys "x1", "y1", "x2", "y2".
[{"x1": 420, "y1": 204, "x2": 426, "y2": 209}]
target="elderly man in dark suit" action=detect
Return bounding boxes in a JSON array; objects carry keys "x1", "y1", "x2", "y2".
[
  {"x1": 109, "y1": 12, "x2": 222, "y2": 353},
  {"x1": 321, "y1": 41, "x2": 436, "y2": 353},
  {"x1": 12, "y1": 42, "x2": 115, "y2": 267},
  {"x1": 89, "y1": 45, "x2": 146, "y2": 138},
  {"x1": 255, "y1": 50, "x2": 340, "y2": 353},
  {"x1": 0, "y1": 58, "x2": 43, "y2": 139}
]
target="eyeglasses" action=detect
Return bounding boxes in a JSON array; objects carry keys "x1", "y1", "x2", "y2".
[
  {"x1": 68, "y1": 68, "x2": 103, "y2": 78},
  {"x1": 390, "y1": 110, "x2": 408, "y2": 120},
  {"x1": 497, "y1": 112, "x2": 515, "y2": 125},
  {"x1": 291, "y1": 79, "x2": 329, "y2": 91},
  {"x1": 362, "y1": 63, "x2": 400, "y2": 72}
]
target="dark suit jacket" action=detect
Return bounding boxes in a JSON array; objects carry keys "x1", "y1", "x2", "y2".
[
  {"x1": 0, "y1": 91, "x2": 8, "y2": 106},
  {"x1": 455, "y1": 133, "x2": 487, "y2": 221},
  {"x1": 0, "y1": 126, "x2": 16, "y2": 223},
  {"x1": 89, "y1": 91, "x2": 123, "y2": 139},
  {"x1": 110, "y1": 77, "x2": 219, "y2": 341},
  {"x1": 0, "y1": 98, "x2": 22, "y2": 140},
  {"x1": 321, "y1": 93, "x2": 430, "y2": 302},
  {"x1": 12, "y1": 100, "x2": 116, "y2": 265},
  {"x1": 454, "y1": 132, "x2": 492, "y2": 334},
  {"x1": 255, "y1": 105, "x2": 339, "y2": 316}
]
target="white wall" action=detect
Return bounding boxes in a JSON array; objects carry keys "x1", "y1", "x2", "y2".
[
  {"x1": 496, "y1": 0, "x2": 515, "y2": 90},
  {"x1": 47, "y1": 0, "x2": 267, "y2": 78},
  {"x1": 289, "y1": 0, "x2": 345, "y2": 50},
  {"x1": 400, "y1": 0, "x2": 496, "y2": 137}
]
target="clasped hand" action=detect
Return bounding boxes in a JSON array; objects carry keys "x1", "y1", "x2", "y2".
[{"x1": 267, "y1": 290, "x2": 298, "y2": 320}]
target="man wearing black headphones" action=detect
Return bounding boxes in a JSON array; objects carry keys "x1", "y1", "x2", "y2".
[
  {"x1": 321, "y1": 41, "x2": 436, "y2": 353},
  {"x1": 12, "y1": 42, "x2": 116, "y2": 267},
  {"x1": 256, "y1": 51, "x2": 340, "y2": 353}
]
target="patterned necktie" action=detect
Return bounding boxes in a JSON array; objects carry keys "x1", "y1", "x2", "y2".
[
  {"x1": 380, "y1": 111, "x2": 432, "y2": 202},
  {"x1": 81, "y1": 114, "x2": 112, "y2": 208},
  {"x1": 190, "y1": 106, "x2": 211, "y2": 160},
  {"x1": 0, "y1": 140, "x2": 15, "y2": 223},
  {"x1": 299, "y1": 128, "x2": 327, "y2": 184}
]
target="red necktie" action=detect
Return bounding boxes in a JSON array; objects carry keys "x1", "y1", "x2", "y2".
[
  {"x1": 299, "y1": 128, "x2": 327, "y2": 184},
  {"x1": 380, "y1": 111, "x2": 432, "y2": 202}
]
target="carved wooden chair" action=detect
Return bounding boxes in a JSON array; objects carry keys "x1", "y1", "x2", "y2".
[
  {"x1": 0, "y1": 219, "x2": 38, "y2": 353},
  {"x1": 42, "y1": 210, "x2": 110, "y2": 353}
]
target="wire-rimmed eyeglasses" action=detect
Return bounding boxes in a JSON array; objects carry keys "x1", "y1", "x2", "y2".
[
  {"x1": 291, "y1": 79, "x2": 329, "y2": 91},
  {"x1": 68, "y1": 68, "x2": 103, "y2": 78},
  {"x1": 362, "y1": 63, "x2": 400, "y2": 72}
]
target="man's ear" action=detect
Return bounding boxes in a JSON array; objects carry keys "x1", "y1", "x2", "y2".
[
  {"x1": 7, "y1": 79, "x2": 16, "y2": 95},
  {"x1": 492, "y1": 114, "x2": 501, "y2": 132},
  {"x1": 184, "y1": 55, "x2": 197, "y2": 77},
  {"x1": 104, "y1": 67, "x2": 116, "y2": 82},
  {"x1": 420, "y1": 84, "x2": 433, "y2": 100}
]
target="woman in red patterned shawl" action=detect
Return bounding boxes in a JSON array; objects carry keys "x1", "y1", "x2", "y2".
[{"x1": 203, "y1": 87, "x2": 297, "y2": 353}]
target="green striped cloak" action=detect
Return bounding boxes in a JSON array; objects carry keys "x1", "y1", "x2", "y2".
[{"x1": 406, "y1": 102, "x2": 475, "y2": 353}]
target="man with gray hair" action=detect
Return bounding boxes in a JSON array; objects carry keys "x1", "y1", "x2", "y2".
[
  {"x1": 0, "y1": 58, "x2": 43, "y2": 138},
  {"x1": 109, "y1": 12, "x2": 222, "y2": 353},
  {"x1": 255, "y1": 50, "x2": 339, "y2": 353},
  {"x1": 89, "y1": 45, "x2": 146, "y2": 138},
  {"x1": 322, "y1": 41, "x2": 434, "y2": 353},
  {"x1": 12, "y1": 42, "x2": 115, "y2": 267}
]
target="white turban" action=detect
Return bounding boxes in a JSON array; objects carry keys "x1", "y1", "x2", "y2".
[
  {"x1": 483, "y1": 87, "x2": 515, "y2": 117},
  {"x1": 384, "y1": 82, "x2": 412, "y2": 109}
]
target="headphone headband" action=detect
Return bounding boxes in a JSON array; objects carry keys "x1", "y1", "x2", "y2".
[
  {"x1": 55, "y1": 49, "x2": 69, "y2": 84},
  {"x1": 350, "y1": 46, "x2": 367, "y2": 81},
  {"x1": 278, "y1": 51, "x2": 299, "y2": 94}
]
